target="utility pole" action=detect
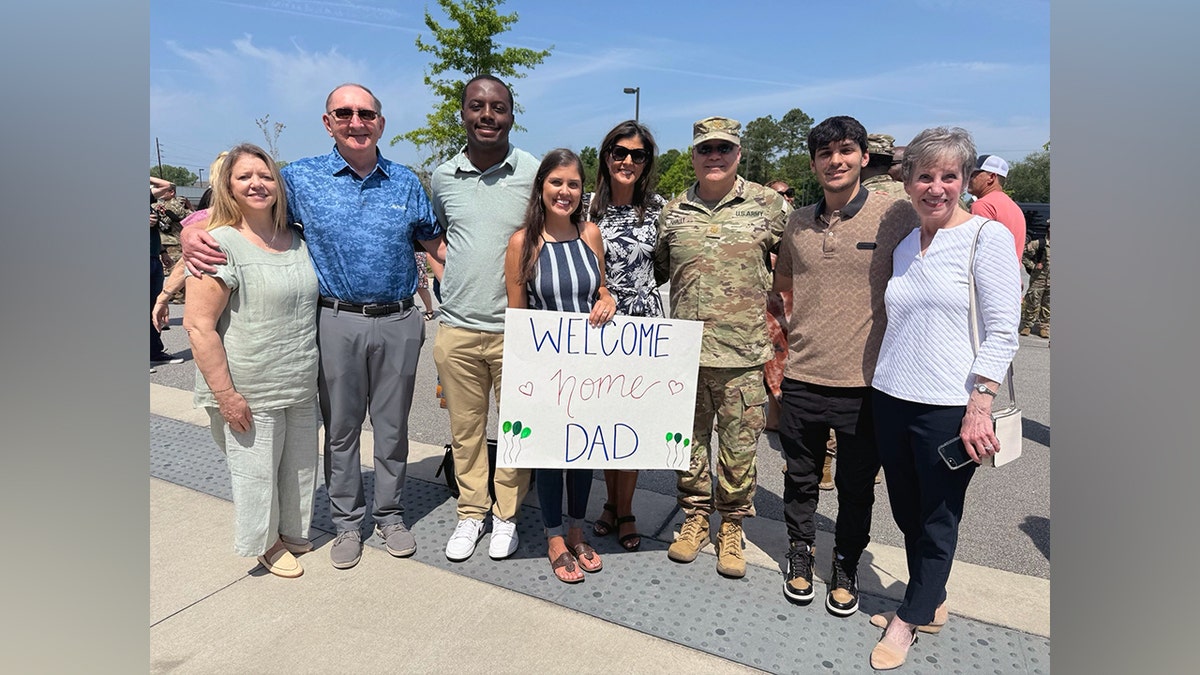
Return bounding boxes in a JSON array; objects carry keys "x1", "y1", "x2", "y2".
[{"x1": 155, "y1": 137, "x2": 164, "y2": 179}]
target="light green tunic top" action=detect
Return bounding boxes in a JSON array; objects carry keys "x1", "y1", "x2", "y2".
[{"x1": 192, "y1": 225, "x2": 319, "y2": 410}]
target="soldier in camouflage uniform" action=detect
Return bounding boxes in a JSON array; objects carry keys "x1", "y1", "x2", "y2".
[
  {"x1": 654, "y1": 116, "x2": 788, "y2": 578},
  {"x1": 153, "y1": 186, "x2": 194, "y2": 302},
  {"x1": 861, "y1": 133, "x2": 908, "y2": 201},
  {"x1": 1020, "y1": 219, "x2": 1050, "y2": 337}
]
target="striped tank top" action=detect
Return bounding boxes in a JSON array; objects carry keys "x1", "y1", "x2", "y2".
[{"x1": 527, "y1": 229, "x2": 600, "y2": 313}]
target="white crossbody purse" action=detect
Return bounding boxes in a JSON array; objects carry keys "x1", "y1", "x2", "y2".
[{"x1": 967, "y1": 221, "x2": 1023, "y2": 467}]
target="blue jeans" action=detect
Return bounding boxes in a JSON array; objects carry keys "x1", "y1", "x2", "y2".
[
  {"x1": 151, "y1": 257, "x2": 166, "y2": 357},
  {"x1": 537, "y1": 468, "x2": 592, "y2": 537}
]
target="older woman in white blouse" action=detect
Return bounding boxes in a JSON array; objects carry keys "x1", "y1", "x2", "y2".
[{"x1": 867, "y1": 127, "x2": 1020, "y2": 670}]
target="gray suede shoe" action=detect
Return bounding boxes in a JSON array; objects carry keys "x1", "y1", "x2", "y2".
[
  {"x1": 377, "y1": 522, "x2": 417, "y2": 557},
  {"x1": 330, "y1": 530, "x2": 363, "y2": 569}
]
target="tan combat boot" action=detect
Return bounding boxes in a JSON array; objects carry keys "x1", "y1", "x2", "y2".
[
  {"x1": 818, "y1": 453, "x2": 835, "y2": 490},
  {"x1": 667, "y1": 514, "x2": 710, "y2": 563},
  {"x1": 716, "y1": 519, "x2": 746, "y2": 578},
  {"x1": 1037, "y1": 326, "x2": 1049, "y2": 338}
]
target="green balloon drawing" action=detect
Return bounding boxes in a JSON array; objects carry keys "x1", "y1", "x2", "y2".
[
  {"x1": 502, "y1": 421, "x2": 512, "y2": 433},
  {"x1": 520, "y1": 427, "x2": 531, "y2": 439},
  {"x1": 513, "y1": 421, "x2": 523, "y2": 434},
  {"x1": 673, "y1": 432, "x2": 683, "y2": 443},
  {"x1": 683, "y1": 439, "x2": 690, "y2": 447},
  {"x1": 665, "y1": 432, "x2": 673, "y2": 441}
]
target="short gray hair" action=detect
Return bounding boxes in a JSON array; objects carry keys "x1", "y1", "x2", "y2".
[
  {"x1": 325, "y1": 83, "x2": 382, "y2": 114},
  {"x1": 901, "y1": 126, "x2": 975, "y2": 185}
]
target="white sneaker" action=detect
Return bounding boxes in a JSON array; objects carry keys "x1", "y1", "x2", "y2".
[
  {"x1": 445, "y1": 517, "x2": 485, "y2": 562},
  {"x1": 488, "y1": 516, "x2": 519, "y2": 559}
]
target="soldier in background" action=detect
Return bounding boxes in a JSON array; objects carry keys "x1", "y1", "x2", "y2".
[
  {"x1": 888, "y1": 145, "x2": 906, "y2": 182},
  {"x1": 1021, "y1": 218, "x2": 1050, "y2": 338},
  {"x1": 655, "y1": 116, "x2": 788, "y2": 579},
  {"x1": 154, "y1": 184, "x2": 194, "y2": 275},
  {"x1": 860, "y1": 133, "x2": 908, "y2": 200}
]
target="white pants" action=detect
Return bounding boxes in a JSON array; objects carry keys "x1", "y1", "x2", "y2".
[{"x1": 207, "y1": 398, "x2": 318, "y2": 557}]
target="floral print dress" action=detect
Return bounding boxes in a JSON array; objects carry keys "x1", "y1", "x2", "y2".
[{"x1": 584, "y1": 192, "x2": 666, "y2": 318}]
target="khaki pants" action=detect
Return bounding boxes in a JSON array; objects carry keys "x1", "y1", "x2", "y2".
[{"x1": 433, "y1": 324, "x2": 530, "y2": 521}]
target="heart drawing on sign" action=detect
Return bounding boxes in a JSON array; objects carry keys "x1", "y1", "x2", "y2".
[
  {"x1": 668, "y1": 380, "x2": 684, "y2": 395},
  {"x1": 518, "y1": 381, "x2": 534, "y2": 397}
]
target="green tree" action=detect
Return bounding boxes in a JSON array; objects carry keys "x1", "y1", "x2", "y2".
[
  {"x1": 579, "y1": 146, "x2": 599, "y2": 193},
  {"x1": 390, "y1": 0, "x2": 552, "y2": 171},
  {"x1": 740, "y1": 115, "x2": 782, "y2": 184},
  {"x1": 1005, "y1": 150, "x2": 1050, "y2": 203},
  {"x1": 656, "y1": 149, "x2": 695, "y2": 198},
  {"x1": 777, "y1": 108, "x2": 814, "y2": 158},
  {"x1": 656, "y1": 148, "x2": 681, "y2": 186},
  {"x1": 774, "y1": 153, "x2": 820, "y2": 206},
  {"x1": 151, "y1": 164, "x2": 198, "y2": 186}
]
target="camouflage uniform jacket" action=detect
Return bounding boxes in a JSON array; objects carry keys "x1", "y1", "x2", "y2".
[
  {"x1": 861, "y1": 174, "x2": 908, "y2": 201},
  {"x1": 654, "y1": 176, "x2": 788, "y2": 368}
]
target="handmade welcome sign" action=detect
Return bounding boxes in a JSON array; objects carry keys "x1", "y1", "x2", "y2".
[{"x1": 497, "y1": 308, "x2": 703, "y2": 469}]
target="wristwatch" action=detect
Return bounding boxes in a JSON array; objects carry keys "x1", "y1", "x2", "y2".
[{"x1": 973, "y1": 383, "x2": 997, "y2": 397}]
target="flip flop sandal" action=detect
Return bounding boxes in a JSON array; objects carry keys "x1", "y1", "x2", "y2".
[
  {"x1": 424, "y1": 311, "x2": 435, "y2": 320},
  {"x1": 550, "y1": 550, "x2": 583, "y2": 584},
  {"x1": 571, "y1": 542, "x2": 603, "y2": 573},
  {"x1": 592, "y1": 502, "x2": 617, "y2": 537},
  {"x1": 617, "y1": 515, "x2": 641, "y2": 552}
]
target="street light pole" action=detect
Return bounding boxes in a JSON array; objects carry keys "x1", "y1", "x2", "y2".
[{"x1": 623, "y1": 87, "x2": 640, "y2": 123}]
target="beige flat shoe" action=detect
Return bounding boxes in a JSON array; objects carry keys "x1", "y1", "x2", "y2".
[
  {"x1": 870, "y1": 626, "x2": 917, "y2": 670},
  {"x1": 869, "y1": 603, "x2": 948, "y2": 634},
  {"x1": 257, "y1": 547, "x2": 304, "y2": 578},
  {"x1": 280, "y1": 534, "x2": 313, "y2": 554}
]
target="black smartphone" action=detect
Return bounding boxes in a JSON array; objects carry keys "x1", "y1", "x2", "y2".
[{"x1": 937, "y1": 436, "x2": 975, "y2": 470}]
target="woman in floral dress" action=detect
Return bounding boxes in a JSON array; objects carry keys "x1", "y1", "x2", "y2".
[{"x1": 583, "y1": 120, "x2": 665, "y2": 551}]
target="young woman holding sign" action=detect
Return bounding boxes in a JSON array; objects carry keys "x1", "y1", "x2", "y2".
[{"x1": 505, "y1": 148, "x2": 616, "y2": 583}]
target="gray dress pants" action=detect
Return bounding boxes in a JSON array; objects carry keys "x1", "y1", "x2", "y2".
[{"x1": 317, "y1": 305, "x2": 424, "y2": 532}]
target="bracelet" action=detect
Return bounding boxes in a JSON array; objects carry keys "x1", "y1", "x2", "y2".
[{"x1": 211, "y1": 385, "x2": 234, "y2": 395}]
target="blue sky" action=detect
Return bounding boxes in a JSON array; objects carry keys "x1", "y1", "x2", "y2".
[{"x1": 150, "y1": 0, "x2": 1049, "y2": 178}]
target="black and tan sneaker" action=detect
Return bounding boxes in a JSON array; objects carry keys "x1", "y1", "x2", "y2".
[
  {"x1": 826, "y1": 548, "x2": 860, "y2": 616},
  {"x1": 715, "y1": 519, "x2": 746, "y2": 578},
  {"x1": 783, "y1": 541, "x2": 814, "y2": 603},
  {"x1": 667, "y1": 514, "x2": 710, "y2": 563}
]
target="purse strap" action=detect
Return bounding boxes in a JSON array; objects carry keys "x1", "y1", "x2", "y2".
[{"x1": 967, "y1": 220, "x2": 1018, "y2": 405}]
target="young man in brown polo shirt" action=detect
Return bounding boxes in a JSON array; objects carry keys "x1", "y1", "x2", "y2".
[{"x1": 772, "y1": 116, "x2": 918, "y2": 615}]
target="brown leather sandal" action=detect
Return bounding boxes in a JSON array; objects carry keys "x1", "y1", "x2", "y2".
[
  {"x1": 550, "y1": 551, "x2": 583, "y2": 584},
  {"x1": 592, "y1": 502, "x2": 617, "y2": 537},
  {"x1": 571, "y1": 542, "x2": 603, "y2": 573}
]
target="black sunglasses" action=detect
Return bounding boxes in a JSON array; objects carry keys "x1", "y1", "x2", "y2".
[
  {"x1": 696, "y1": 143, "x2": 735, "y2": 155},
  {"x1": 328, "y1": 107, "x2": 379, "y2": 122},
  {"x1": 776, "y1": 188, "x2": 795, "y2": 198},
  {"x1": 609, "y1": 146, "x2": 649, "y2": 164}
]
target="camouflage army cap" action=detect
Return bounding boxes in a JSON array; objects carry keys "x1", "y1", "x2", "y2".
[
  {"x1": 693, "y1": 116, "x2": 742, "y2": 145},
  {"x1": 867, "y1": 133, "x2": 895, "y2": 157}
]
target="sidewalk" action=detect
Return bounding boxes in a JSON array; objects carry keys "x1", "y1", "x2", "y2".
[{"x1": 151, "y1": 383, "x2": 1049, "y2": 674}]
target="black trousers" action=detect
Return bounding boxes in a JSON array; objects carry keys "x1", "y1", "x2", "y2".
[
  {"x1": 779, "y1": 379, "x2": 878, "y2": 560},
  {"x1": 872, "y1": 389, "x2": 976, "y2": 626}
]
